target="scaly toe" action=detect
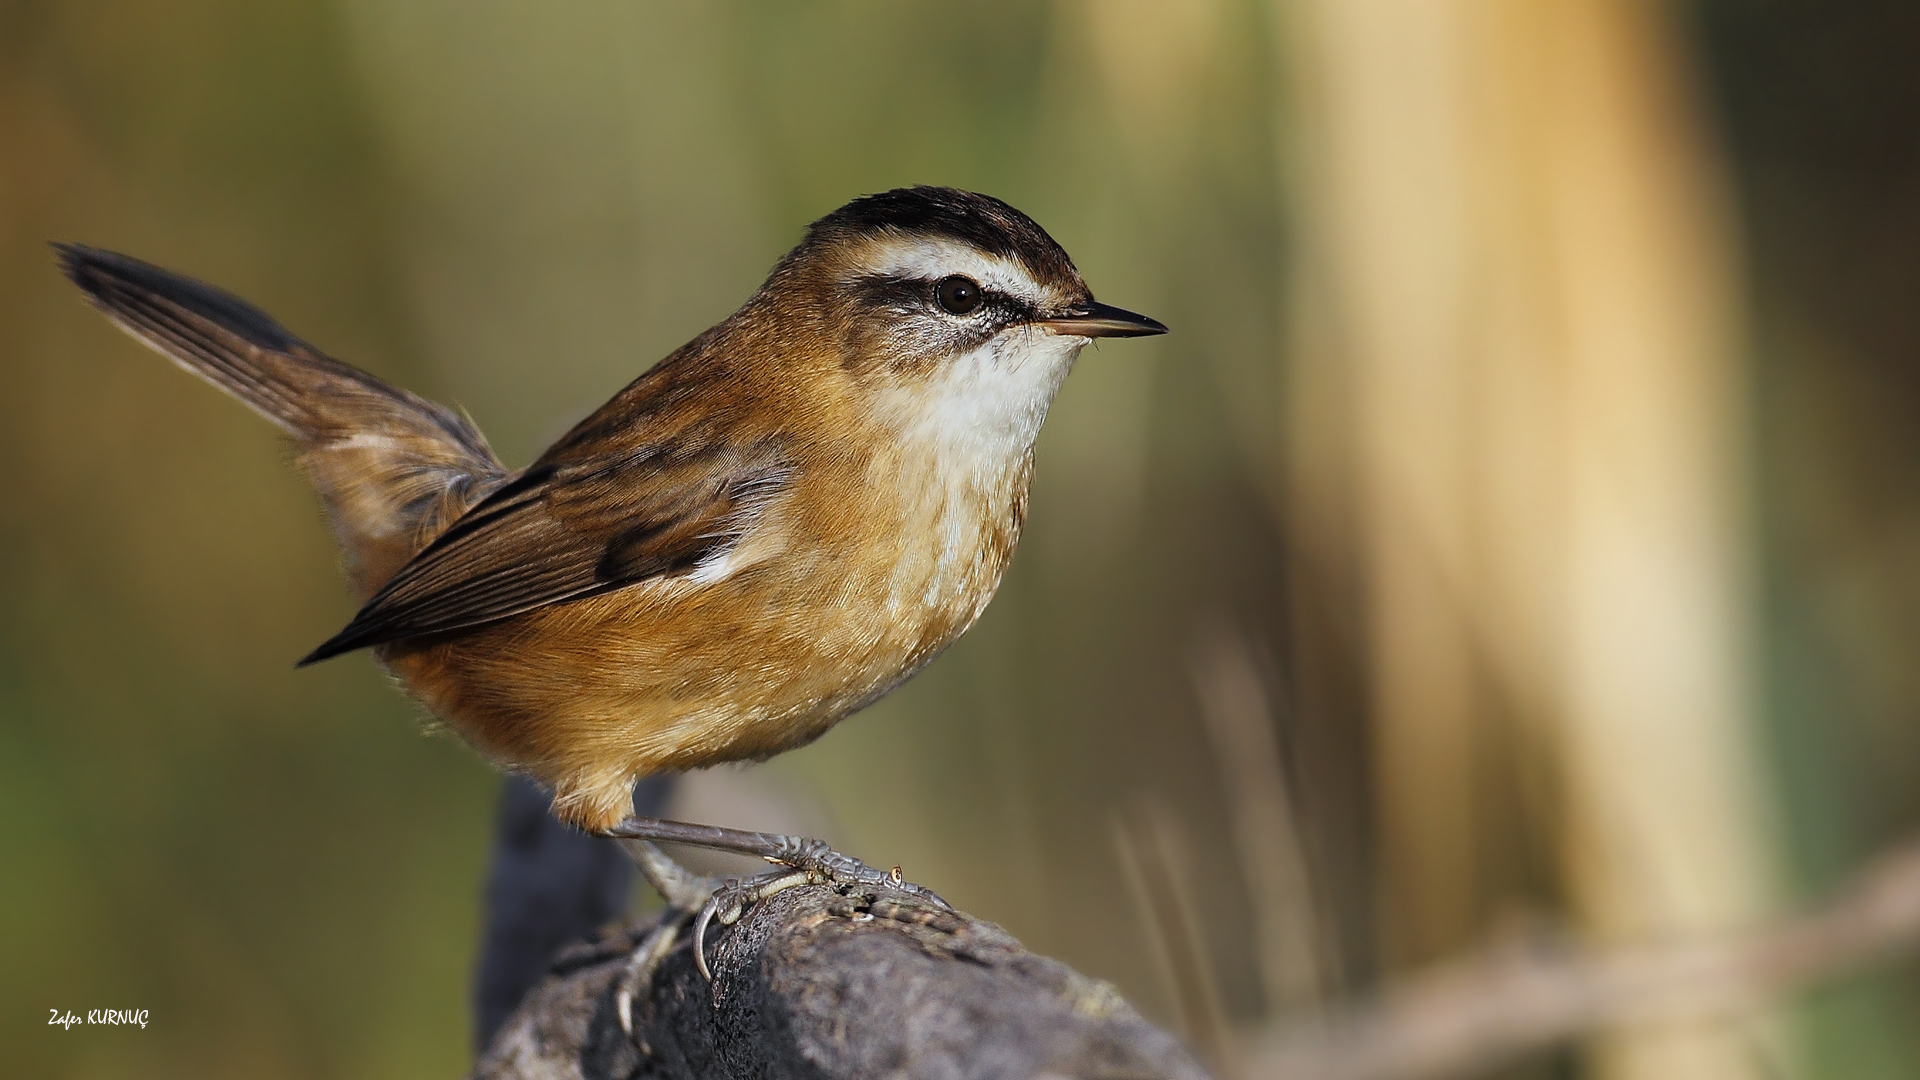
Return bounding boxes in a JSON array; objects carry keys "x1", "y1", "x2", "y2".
[
  {"x1": 790, "y1": 846, "x2": 952, "y2": 910},
  {"x1": 692, "y1": 867, "x2": 821, "y2": 981},
  {"x1": 614, "y1": 918, "x2": 683, "y2": 1037},
  {"x1": 686, "y1": 845, "x2": 952, "y2": 981}
]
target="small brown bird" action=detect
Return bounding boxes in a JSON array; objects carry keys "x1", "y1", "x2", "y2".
[{"x1": 57, "y1": 186, "x2": 1163, "y2": 927}]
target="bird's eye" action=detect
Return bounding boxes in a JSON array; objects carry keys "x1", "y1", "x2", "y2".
[{"x1": 935, "y1": 275, "x2": 982, "y2": 315}]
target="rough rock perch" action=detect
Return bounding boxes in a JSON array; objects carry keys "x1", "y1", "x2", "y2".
[{"x1": 473, "y1": 881, "x2": 1211, "y2": 1080}]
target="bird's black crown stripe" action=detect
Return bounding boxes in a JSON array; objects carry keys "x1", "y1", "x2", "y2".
[{"x1": 805, "y1": 186, "x2": 1081, "y2": 289}]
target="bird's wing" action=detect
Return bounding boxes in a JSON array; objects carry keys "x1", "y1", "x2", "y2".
[
  {"x1": 56, "y1": 244, "x2": 512, "y2": 596},
  {"x1": 299, "y1": 435, "x2": 793, "y2": 664}
]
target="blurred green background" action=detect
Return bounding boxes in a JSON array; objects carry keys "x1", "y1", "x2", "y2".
[{"x1": 3, "y1": 2, "x2": 1919, "y2": 1078}]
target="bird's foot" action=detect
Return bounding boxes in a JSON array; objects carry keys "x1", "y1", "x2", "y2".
[
  {"x1": 605, "y1": 816, "x2": 948, "y2": 980},
  {"x1": 612, "y1": 917, "x2": 682, "y2": 1039},
  {"x1": 690, "y1": 836, "x2": 948, "y2": 981}
]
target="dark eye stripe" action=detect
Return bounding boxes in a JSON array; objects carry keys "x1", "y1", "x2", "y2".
[{"x1": 851, "y1": 274, "x2": 1039, "y2": 324}]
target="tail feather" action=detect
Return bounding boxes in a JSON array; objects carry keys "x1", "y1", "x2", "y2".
[{"x1": 56, "y1": 243, "x2": 510, "y2": 598}]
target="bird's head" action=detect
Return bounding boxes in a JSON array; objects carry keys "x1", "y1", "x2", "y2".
[{"x1": 753, "y1": 186, "x2": 1165, "y2": 456}]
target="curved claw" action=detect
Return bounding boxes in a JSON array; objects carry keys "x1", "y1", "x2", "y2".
[
  {"x1": 691, "y1": 883, "x2": 744, "y2": 982},
  {"x1": 692, "y1": 869, "x2": 818, "y2": 982},
  {"x1": 692, "y1": 894, "x2": 719, "y2": 982}
]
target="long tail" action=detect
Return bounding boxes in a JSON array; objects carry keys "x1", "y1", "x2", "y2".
[{"x1": 56, "y1": 244, "x2": 509, "y2": 598}]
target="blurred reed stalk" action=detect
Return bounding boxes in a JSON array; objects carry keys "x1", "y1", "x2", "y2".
[
  {"x1": 1128, "y1": 622, "x2": 1920, "y2": 1075},
  {"x1": 1270, "y1": 0, "x2": 1785, "y2": 1077},
  {"x1": 1188, "y1": 622, "x2": 1330, "y2": 1013},
  {"x1": 1248, "y1": 826, "x2": 1920, "y2": 1080},
  {"x1": 1112, "y1": 793, "x2": 1240, "y2": 1079}
]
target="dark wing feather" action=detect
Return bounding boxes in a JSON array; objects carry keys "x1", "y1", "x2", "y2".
[{"x1": 299, "y1": 437, "x2": 792, "y2": 664}]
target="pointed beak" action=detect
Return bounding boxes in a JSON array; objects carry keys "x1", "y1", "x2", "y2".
[{"x1": 1035, "y1": 300, "x2": 1168, "y2": 338}]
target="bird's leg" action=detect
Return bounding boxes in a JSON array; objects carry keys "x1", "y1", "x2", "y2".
[
  {"x1": 607, "y1": 816, "x2": 945, "y2": 897},
  {"x1": 615, "y1": 838, "x2": 722, "y2": 913},
  {"x1": 607, "y1": 815, "x2": 949, "y2": 980},
  {"x1": 603, "y1": 841, "x2": 717, "y2": 1022}
]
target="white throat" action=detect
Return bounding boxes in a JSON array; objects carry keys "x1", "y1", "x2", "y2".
[
  {"x1": 887, "y1": 326, "x2": 1085, "y2": 464},
  {"x1": 871, "y1": 326, "x2": 1086, "y2": 621}
]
